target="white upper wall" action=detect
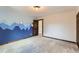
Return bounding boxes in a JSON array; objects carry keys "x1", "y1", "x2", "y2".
[
  {"x1": 76, "y1": 7, "x2": 79, "y2": 15},
  {"x1": 39, "y1": 8, "x2": 77, "y2": 42},
  {"x1": 0, "y1": 7, "x2": 34, "y2": 25},
  {"x1": 6, "y1": 6, "x2": 77, "y2": 18}
]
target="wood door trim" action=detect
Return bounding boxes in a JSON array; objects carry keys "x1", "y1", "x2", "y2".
[
  {"x1": 77, "y1": 12, "x2": 79, "y2": 48},
  {"x1": 32, "y1": 20, "x2": 39, "y2": 36},
  {"x1": 33, "y1": 19, "x2": 44, "y2": 36}
]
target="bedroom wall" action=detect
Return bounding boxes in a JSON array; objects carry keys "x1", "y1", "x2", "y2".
[
  {"x1": 0, "y1": 7, "x2": 34, "y2": 25},
  {"x1": 0, "y1": 7, "x2": 34, "y2": 44},
  {"x1": 76, "y1": 7, "x2": 79, "y2": 14},
  {"x1": 40, "y1": 9, "x2": 77, "y2": 42}
]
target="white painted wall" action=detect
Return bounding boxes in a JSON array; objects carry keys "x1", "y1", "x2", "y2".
[
  {"x1": 38, "y1": 20, "x2": 42, "y2": 34},
  {"x1": 0, "y1": 7, "x2": 34, "y2": 25},
  {"x1": 76, "y1": 7, "x2": 79, "y2": 14},
  {"x1": 40, "y1": 10, "x2": 77, "y2": 42}
]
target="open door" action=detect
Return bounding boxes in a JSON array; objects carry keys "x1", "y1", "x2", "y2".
[
  {"x1": 32, "y1": 20, "x2": 39, "y2": 36},
  {"x1": 77, "y1": 12, "x2": 79, "y2": 48}
]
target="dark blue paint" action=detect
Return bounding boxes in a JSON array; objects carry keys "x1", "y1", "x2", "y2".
[{"x1": 0, "y1": 23, "x2": 33, "y2": 45}]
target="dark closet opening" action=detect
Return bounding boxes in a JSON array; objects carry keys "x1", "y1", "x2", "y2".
[
  {"x1": 32, "y1": 19, "x2": 43, "y2": 36},
  {"x1": 77, "y1": 12, "x2": 79, "y2": 48}
]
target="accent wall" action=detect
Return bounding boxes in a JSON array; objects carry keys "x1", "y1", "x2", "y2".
[{"x1": 0, "y1": 7, "x2": 34, "y2": 45}]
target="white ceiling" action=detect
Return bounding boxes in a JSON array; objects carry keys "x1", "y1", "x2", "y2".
[{"x1": 0, "y1": 6, "x2": 77, "y2": 18}]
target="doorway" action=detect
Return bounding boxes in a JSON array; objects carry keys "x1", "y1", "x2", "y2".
[
  {"x1": 32, "y1": 19, "x2": 43, "y2": 36},
  {"x1": 77, "y1": 12, "x2": 79, "y2": 48}
]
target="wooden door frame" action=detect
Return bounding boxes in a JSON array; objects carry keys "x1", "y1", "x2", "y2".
[
  {"x1": 77, "y1": 12, "x2": 79, "y2": 48},
  {"x1": 33, "y1": 19, "x2": 44, "y2": 36}
]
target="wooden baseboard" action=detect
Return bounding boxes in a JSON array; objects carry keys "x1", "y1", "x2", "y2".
[{"x1": 43, "y1": 36, "x2": 76, "y2": 44}]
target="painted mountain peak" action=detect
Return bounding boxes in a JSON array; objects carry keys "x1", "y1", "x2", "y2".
[
  {"x1": 0, "y1": 23, "x2": 33, "y2": 45},
  {"x1": 0, "y1": 23, "x2": 31, "y2": 30}
]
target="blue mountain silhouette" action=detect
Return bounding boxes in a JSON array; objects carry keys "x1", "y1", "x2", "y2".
[
  {"x1": 0, "y1": 23, "x2": 33, "y2": 45},
  {"x1": 0, "y1": 23, "x2": 9, "y2": 29}
]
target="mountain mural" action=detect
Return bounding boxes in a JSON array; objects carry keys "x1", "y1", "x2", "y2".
[{"x1": 0, "y1": 23, "x2": 33, "y2": 45}]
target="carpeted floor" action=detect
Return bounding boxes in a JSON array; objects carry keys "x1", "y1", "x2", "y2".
[{"x1": 0, "y1": 35, "x2": 79, "y2": 53}]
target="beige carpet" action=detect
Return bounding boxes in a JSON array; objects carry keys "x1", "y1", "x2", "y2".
[{"x1": 0, "y1": 36, "x2": 79, "y2": 53}]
